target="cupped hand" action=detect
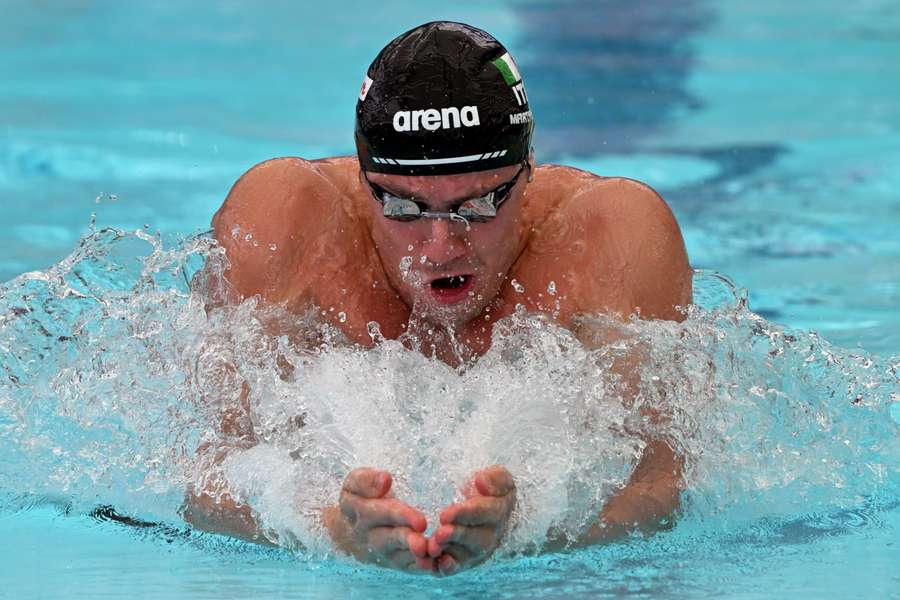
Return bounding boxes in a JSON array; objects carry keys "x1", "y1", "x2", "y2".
[
  {"x1": 427, "y1": 465, "x2": 517, "y2": 575},
  {"x1": 323, "y1": 468, "x2": 433, "y2": 572}
]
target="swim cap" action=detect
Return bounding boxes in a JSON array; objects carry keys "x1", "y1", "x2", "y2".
[{"x1": 355, "y1": 21, "x2": 533, "y2": 176}]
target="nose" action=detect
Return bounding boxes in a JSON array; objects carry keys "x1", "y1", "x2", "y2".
[{"x1": 420, "y1": 218, "x2": 468, "y2": 266}]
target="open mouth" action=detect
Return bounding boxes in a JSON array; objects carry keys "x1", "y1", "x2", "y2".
[{"x1": 428, "y1": 274, "x2": 475, "y2": 304}]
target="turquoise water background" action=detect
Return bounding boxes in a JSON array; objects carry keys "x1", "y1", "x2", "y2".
[{"x1": 1, "y1": 1, "x2": 898, "y2": 598}]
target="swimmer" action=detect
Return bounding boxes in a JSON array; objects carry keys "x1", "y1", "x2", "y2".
[{"x1": 182, "y1": 21, "x2": 692, "y2": 575}]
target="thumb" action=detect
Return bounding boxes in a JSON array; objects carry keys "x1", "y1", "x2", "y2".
[
  {"x1": 343, "y1": 468, "x2": 392, "y2": 499},
  {"x1": 475, "y1": 465, "x2": 515, "y2": 497}
]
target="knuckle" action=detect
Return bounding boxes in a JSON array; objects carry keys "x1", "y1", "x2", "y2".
[
  {"x1": 340, "y1": 500, "x2": 358, "y2": 523},
  {"x1": 365, "y1": 530, "x2": 380, "y2": 549}
]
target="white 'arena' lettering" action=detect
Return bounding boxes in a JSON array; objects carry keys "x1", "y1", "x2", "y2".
[
  {"x1": 441, "y1": 107, "x2": 461, "y2": 128},
  {"x1": 392, "y1": 106, "x2": 480, "y2": 132},
  {"x1": 460, "y1": 106, "x2": 480, "y2": 127}
]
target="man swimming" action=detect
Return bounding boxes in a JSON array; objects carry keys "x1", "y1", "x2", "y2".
[{"x1": 184, "y1": 21, "x2": 692, "y2": 575}]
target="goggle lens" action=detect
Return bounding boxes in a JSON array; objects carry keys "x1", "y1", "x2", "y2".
[{"x1": 365, "y1": 164, "x2": 526, "y2": 223}]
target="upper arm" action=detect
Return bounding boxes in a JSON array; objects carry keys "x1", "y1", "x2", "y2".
[{"x1": 211, "y1": 157, "x2": 339, "y2": 303}]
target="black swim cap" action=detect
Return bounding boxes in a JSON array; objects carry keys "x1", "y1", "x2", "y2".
[{"x1": 355, "y1": 21, "x2": 533, "y2": 176}]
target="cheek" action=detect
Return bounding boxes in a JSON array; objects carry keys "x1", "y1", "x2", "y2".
[
  {"x1": 376, "y1": 222, "x2": 418, "y2": 253},
  {"x1": 471, "y1": 217, "x2": 517, "y2": 255}
]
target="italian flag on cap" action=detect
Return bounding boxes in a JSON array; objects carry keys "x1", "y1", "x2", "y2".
[
  {"x1": 359, "y1": 76, "x2": 374, "y2": 101},
  {"x1": 492, "y1": 52, "x2": 522, "y2": 86}
]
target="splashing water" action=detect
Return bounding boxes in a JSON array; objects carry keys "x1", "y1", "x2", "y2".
[{"x1": 0, "y1": 229, "x2": 897, "y2": 561}]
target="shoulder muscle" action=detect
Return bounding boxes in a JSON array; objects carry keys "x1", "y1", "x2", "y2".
[
  {"x1": 548, "y1": 175, "x2": 692, "y2": 321},
  {"x1": 211, "y1": 157, "x2": 344, "y2": 302}
]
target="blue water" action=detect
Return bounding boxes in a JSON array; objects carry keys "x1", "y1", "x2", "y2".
[{"x1": 1, "y1": 1, "x2": 899, "y2": 598}]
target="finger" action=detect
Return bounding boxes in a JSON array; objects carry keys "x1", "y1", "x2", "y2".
[
  {"x1": 342, "y1": 468, "x2": 392, "y2": 499},
  {"x1": 356, "y1": 497, "x2": 427, "y2": 532},
  {"x1": 415, "y1": 556, "x2": 436, "y2": 572},
  {"x1": 385, "y1": 538, "x2": 433, "y2": 573},
  {"x1": 440, "y1": 496, "x2": 508, "y2": 526},
  {"x1": 475, "y1": 465, "x2": 515, "y2": 497},
  {"x1": 432, "y1": 524, "x2": 496, "y2": 555},
  {"x1": 427, "y1": 531, "x2": 442, "y2": 558},
  {"x1": 441, "y1": 543, "x2": 479, "y2": 570},
  {"x1": 437, "y1": 553, "x2": 458, "y2": 576},
  {"x1": 407, "y1": 531, "x2": 428, "y2": 558},
  {"x1": 367, "y1": 525, "x2": 417, "y2": 554}
]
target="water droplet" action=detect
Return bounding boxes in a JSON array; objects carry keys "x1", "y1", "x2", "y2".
[
  {"x1": 269, "y1": 243, "x2": 278, "y2": 251},
  {"x1": 338, "y1": 311, "x2": 347, "y2": 323},
  {"x1": 419, "y1": 255, "x2": 427, "y2": 264},
  {"x1": 547, "y1": 281, "x2": 557, "y2": 296},
  {"x1": 407, "y1": 244, "x2": 414, "y2": 251},
  {"x1": 511, "y1": 279, "x2": 525, "y2": 293},
  {"x1": 399, "y1": 256, "x2": 413, "y2": 275},
  {"x1": 244, "y1": 233, "x2": 253, "y2": 241}
]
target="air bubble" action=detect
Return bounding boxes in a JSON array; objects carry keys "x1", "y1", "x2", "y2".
[
  {"x1": 366, "y1": 321, "x2": 383, "y2": 342},
  {"x1": 399, "y1": 256, "x2": 413, "y2": 275}
]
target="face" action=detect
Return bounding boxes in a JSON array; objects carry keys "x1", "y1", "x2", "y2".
[{"x1": 362, "y1": 163, "x2": 530, "y2": 328}]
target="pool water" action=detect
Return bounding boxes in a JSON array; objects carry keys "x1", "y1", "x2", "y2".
[{"x1": 1, "y1": 1, "x2": 898, "y2": 598}]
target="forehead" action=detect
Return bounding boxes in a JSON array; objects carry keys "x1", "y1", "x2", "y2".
[{"x1": 366, "y1": 164, "x2": 520, "y2": 199}]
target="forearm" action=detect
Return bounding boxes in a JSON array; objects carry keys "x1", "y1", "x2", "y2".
[
  {"x1": 180, "y1": 440, "x2": 276, "y2": 546},
  {"x1": 182, "y1": 486, "x2": 273, "y2": 545},
  {"x1": 586, "y1": 440, "x2": 682, "y2": 544},
  {"x1": 544, "y1": 440, "x2": 682, "y2": 550}
]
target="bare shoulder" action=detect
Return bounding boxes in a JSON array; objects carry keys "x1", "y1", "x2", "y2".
[
  {"x1": 211, "y1": 157, "x2": 358, "y2": 302},
  {"x1": 526, "y1": 168, "x2": 692, "y2": 321}
]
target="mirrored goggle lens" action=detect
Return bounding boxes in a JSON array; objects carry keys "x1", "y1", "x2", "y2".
[
  {"x1": 382, "y1": 196, "x2": 422, "y2": 221},
  {"x1": 456, "y1": 197, "x2": 497, "y2": 222},
  {"x1": 380, "y1": 193, "x2": 500, "y2": 223}
]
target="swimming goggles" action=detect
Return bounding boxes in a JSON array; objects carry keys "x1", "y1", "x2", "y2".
[{"x1": 363, "y1": 163, "x2": 528, "y2": 223}]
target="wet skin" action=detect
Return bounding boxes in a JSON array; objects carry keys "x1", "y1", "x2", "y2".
[{"x1": 208, "y1": 156, "x2": 692, "y2": 573}]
